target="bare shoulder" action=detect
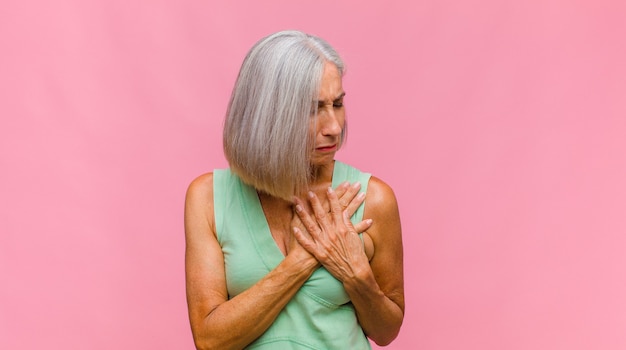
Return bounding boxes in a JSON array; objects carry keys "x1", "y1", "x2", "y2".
[
  {"x1": 185, "y1": 172, "x2": 216, "y2": 237},
  {"x1": 363, "y1": 175, "x2": 402, "y2": 254},
  {"x1": 186, "y1": 173, "x2": 215, "y2": 208},
  {"x1": 363, "y1": 175, "x2": 404, "y2": 310},
  {"x1": 364, "y1": 175, "x2": 400, "y2": 220},
  {"x1": 184, "y1": 172, "x2": 229, "y2": 329},
  {"x1": 187, "y1": 173, "x2": 214, "y2": 198}
]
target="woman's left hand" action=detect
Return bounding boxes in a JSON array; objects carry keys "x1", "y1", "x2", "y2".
[{"x1": 292, "y1": 187, "x2": 372, "y2": 282}]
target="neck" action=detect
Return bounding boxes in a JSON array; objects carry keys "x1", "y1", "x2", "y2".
[
  {"x1": 258, "y1": 190, "x2": 293, "y2": 207},
  {"x1": 258, "y1": 161, "x2": 336, "y2": 203},
  {"x1": 309, "y1": 161, "x2": 335, "y2": 185}
]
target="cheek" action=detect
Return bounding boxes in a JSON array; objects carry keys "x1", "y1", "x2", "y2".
[{"x1": 336, "y1": 110, "x2": 346, "y2": 129}]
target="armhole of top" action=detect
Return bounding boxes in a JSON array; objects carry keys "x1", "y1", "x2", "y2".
[
  {"x1": 213, "y1": 169, "x2": 225, "y2": 242},
  {"x1": 333, "y1": 161, "x2": 371, "y2": 223},
  {"x1": 353, "y1": 171, "x2": 371, "y2": 223}
]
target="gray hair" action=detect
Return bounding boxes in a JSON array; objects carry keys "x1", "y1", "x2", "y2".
[{"x1": 223, "y1": 30, "x2": 345, "y2": 200}]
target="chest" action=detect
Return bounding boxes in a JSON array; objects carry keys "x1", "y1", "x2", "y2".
[
  {"x1": 219, "y1": 210, "x2": 351, "y2": 307},
  {"x1": 257, "y1": 186, "x2": 329, "y2": 256},
  {"x1": 258, "y1": 202, "x2": 293, "y2": 256}
]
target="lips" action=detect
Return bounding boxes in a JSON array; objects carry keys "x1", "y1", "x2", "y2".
[{"x1": 315, "y1": 144, "x2": 337, "y2": 152}]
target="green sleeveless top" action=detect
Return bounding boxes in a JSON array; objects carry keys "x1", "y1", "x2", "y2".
[{"x1": 213, "y1": 161, "x2": 372, "y2": 350}]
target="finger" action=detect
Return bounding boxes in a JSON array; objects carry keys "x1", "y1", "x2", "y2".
[
  {"x1": 292, "y1": 226, "x2": 317, "y2": 253},
  {"x1": 291, "y1": 213, "x2": 303, "y2": 224},
  {"x1": 291, "y1": 197, "x2": 306, "y2": 223},
  {"x1": 308, "y1": 191, "x2": 330, "y2": 225},
  {"x1": 326, "y1": 187, "x2": 344, "y2": 223},
  {"x1": 352, "y1": 218, "x2": 373, "y2": 234},
  {"x1": 293, "y1": 195, "x2": 314, "y2": 216},
  {"x1": 344, "y1": 191, "x2": 366, "y2": 218},
  {"x1": 338, "y1": 181, "x2": 361, "y2": 209},
  {"x1": 290, "y1": 212, "x2": 305, "y2": 232},
  {"x1": 333, "y1": 181, "x2": 351, "y2": 203},
  {"x1": 343, "y1": 210, "x2": 359, "y2": 234},
  {"x1": 294, "y1": 201, "x2": 323, "y2": 240}
]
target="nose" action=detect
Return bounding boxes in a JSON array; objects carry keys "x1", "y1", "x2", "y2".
[{"x1": 319, "y1": 108, "x2": 342, "y2": 136}]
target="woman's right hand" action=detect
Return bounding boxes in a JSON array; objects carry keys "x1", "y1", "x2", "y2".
[
  {"x1": 288, "y1": 181, "x2": 372, "y2": 258},
  {"x1": 305, "y1": 181, "x2": 372, "y2": 233}
]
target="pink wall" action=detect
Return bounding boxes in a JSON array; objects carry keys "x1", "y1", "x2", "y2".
[{"x1": 2, "y1": 1, "x2": 625, "y2": 349}]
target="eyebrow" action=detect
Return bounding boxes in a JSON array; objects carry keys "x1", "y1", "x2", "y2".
[{"x1": 315, "y1": 92, "x2": 346, "y2": 104}]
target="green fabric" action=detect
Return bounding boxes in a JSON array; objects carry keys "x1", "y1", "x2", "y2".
[{"x1": 214, "y1": 161, "x2": 372, "y2": 350}]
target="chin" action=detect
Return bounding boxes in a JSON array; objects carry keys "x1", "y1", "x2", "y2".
[{"x1": 310, "y1": 155, "x2": 336, "y2": 167}]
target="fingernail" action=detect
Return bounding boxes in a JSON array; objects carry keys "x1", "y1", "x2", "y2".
[
  {"x1": 366, "y1": 219, "x2": 373, "y2": 225},
  {"x1": 308, "y1": 191, "x2": 315, "y2": 198},
  {"x1": 357, "y1": 192, "x2": 366, "y2": 200},
  {"x1": 352, "y1": 182, "x2": 361, "y2": 189},
  {"x1": 327, "y1": 186, "x2": 333, "y2": 194},
  {"x1": 295, "y1": 205, "x2": 303, "y2": 212}
]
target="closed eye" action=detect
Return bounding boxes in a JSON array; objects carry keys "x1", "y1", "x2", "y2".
[
  {"x1": 313, "y1": 92, "x2": 346, "y2": 110},
  {"x1": 333, "y1": 93, "x2": 345, "y2": 108}
]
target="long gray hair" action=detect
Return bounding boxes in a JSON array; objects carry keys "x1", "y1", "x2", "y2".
[{"x1": 223, "y1": 30, "x2": 345, "y2": 200}]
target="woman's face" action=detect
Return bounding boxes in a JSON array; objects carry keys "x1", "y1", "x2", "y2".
[{"x1": 310, "y1": 61, "x2": 345, "y2": 167}]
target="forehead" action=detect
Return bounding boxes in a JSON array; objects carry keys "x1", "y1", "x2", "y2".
[{"x1": 318, "y1": 62, "x2": 343, "y2": 100}]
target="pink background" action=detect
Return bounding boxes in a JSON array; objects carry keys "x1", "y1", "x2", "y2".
[{"x1": 2, "y1": 1, "x2": 625, "y2": 349}]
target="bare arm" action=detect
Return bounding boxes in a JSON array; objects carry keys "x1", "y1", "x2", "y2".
[
  {"x1": 185, "y1": 173, "x2": 318, "y2": 349},
  {"x1": 293, "y1": 176, "x2": 404, "y2": 346},
  {"x1": 185, "y1": 175, "x2": 373, "y2": 349},
  {"x1": 346, "y1": 177, "x2": 404, "y2": 345}
]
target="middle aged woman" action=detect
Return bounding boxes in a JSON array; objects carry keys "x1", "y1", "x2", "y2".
[{"x1": 185, "y1": 30, "x2": 404, "y2": 349}]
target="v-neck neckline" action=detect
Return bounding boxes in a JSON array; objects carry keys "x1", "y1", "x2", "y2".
[{"x1": 246, "y1": 161, "x2": 342, "y2": 269}]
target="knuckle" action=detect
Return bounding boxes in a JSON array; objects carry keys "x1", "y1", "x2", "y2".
[
  {"x1": 337, "y1": 227, "x2": 349, "y2": 236},
  {"x1": 305, "y1": 222, "x2": 317, "y2": 231},
  {"x1": 317, "y1": 251, "x2": 328, "y2": 260},
  {"x1": 328, "y1": 234, "x2": 339, "y2": 244},
  {"x1": 320, "y1": 239, "x2": 333, "y2": 250}
]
